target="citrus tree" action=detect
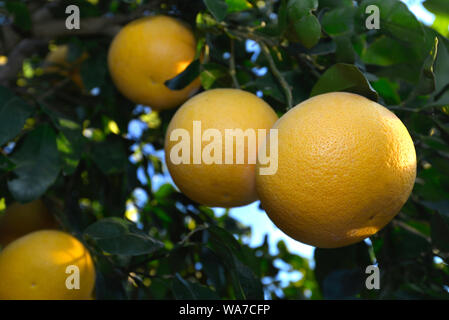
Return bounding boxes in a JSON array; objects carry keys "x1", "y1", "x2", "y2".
[{"x1": 0, "y1": 0, "x2": 449, "y2": 300}]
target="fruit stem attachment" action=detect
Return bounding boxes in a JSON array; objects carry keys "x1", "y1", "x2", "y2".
[{"x1": 260, "y1": 42, "x2": 293, "y2": 110}]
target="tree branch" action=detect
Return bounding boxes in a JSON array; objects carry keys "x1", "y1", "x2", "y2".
[{"x1": 260, "y1": 42, "x2": 293, "y2": 110}]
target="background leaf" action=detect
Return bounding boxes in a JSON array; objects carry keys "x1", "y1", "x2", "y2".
[
  {"x1": 311, "y1": 63, "x2": 379, "y2": 101},
  {"x1": 165, "y1": 59, "x2": 201, "y2": 90},
  {"x1": 7, "y1": 125, "x2": 60, "y2": 203},
  {"x1": 0, "y1": 87, "x2": 34, "y2": 146},
  {"x1": 84, "y1": 217, "x2": 164, "y2": 256}
]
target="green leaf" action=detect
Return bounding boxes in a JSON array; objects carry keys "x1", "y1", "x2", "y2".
[
  {"x1": 311, "y1": 63, "x2": 379, "y2": 101},
  {"x1": 431, "y1": 212, "x2": 449, "y2": 252},
  {"x1": 0, "y1": 154, "x2": 15, "y2": 173},
  {"x1": 225, "y1": 0, "x2": 252, "y2": 13},
  {"x1": 334, "y1": 35, "x2": 356, "y2": 64},
  {"x1": 172, "y1": 273, "x2": 220, "y2": 300},
  {"x1": 321, "y1": 7, "x2": 356, "y2": 36},
  {"x1": 154, "y1": 183, "x2": 176, "y2": 200},
  {"x1": 423, "y1": 0, "x2": 449, "y2": 17},
  {"x1": 360, "y1": 0, "x2": 424, "y2": 43},
  {"x1": 6, "y1": 1, "x2": 32, "y2": 31},
  {"x1": 434, "y1": 36, "x2": 449, "y2": 95},
  {"x1": 415, "y1": 37, "x2": 439, "y2": 96},
  {"x1": 361, "y1": 36, "x2": 421, "y2": 66},
  {"x1": 287, "y1": 0, "x2": 318, "y2": 20},
  {"x1": 55, "y1": 118, "x2": 85, "y2": 175},
  {"x1": 371, "y1": 77, "x2": 401, "y2": 105},
  {"x1": 200, "y1": 63, "x2": 227, "y2": 90},
  {"x1": 293, "y1": 14, "x2": 321, "y2": 49},
  {"x1": 390, "y1": 226, "x2": 430, "y2": 260},
  {"x1": 277, "y1": 0, "x2": 289, "y2": 34},
  {"x1": 90, "y1": 138, "x2": 127, "y2": 175},
  {"x1": 81, "y1": 52, "x2": 107, "y2": 91},
  {"x1": 0, "y1": 86, "x2": 34, "y2": 146},
  {"x1": 314, "y1": 242, "x2": 372, "y2": 299},
  {"x1": 200, "y1": 248, "x2": 227, "y2": 290},
  {"x1": 164, "y1": 59, "x2": 200, "y2": 90},
  {"x1": 207, "y1": 226, "x2": 263, "y2": 300},
  {"x1": 8, "y1": 125, "x2": 60, "y2": 203},
  {"x1": 204, "y1": 0, "x2": 228, "y2": 21},
  {"x1": 84, "y1": 217, "x2": 164, "y2": 256}
]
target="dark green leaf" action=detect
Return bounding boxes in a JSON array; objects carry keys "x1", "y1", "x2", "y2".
[
  {"x1": 431, "y1": 212, "x2": 449, "y2": 252},
  {"x1": 287, "y1": 0, "x2": 318, "y2": 20},
  {"x1": 293, "y1": 14, "x2": 321, "y2": 49},
  {"x1": 55, "y1": 118, "x2": 85, "y2": 174},
  {"x1": 390, "y1": 226, "x2": 431, "y2": 260},
  {"x1": 172, "y1": 273, "x2": 219, "y2": 300},
  {"x1": 204, "y1": 0, "x2": 228, "y2": 21},
  {"x1": 200, "y1": 63, "x2": 227, "y2": 90},
  {"x1": 334, "y1": 35, "x2": 356, "y2": 64},
  {"x1": 321, "y1": 7, "x2": 356, "y2": 36},
  {"x1": 371, "y1": 77, "x2": 401, "y2": 105},
  {"x1": 8, "y1": 125, "x2": 60, "y2": 203},
  {"x1": 84, "y1": 217, "x2": 164, "y2": 256},
  {"x1": 0, "y1": 86, "x2": 34, "y2": 146},
  {"x1": 361, "y1": 36, "x2": 421, "y2": 66},
  {"x1": 434, "y1": 36, "x2": 449, "y2": 95},
  {"x1": 322, "y1": 269, "x2": 365, "y2": 299},
  {"x1": 314, "y1": 242, "x2": 372, "y2": 299},
  {"x1": 415, "y1": 37, "x2": 439, "y2": 96},
  {"x1": 6, "y1": 1, "x2": 32, "y2": 31},
  {"x1": 423, "y1": 0, "x2": 449, "y2": 17},
  {"x1": 165, "y1": 59, "x2": 200, "y2": 90},
  {"x1": 90, "y1": 138, "x2": 127, "y2": 175},
  {"x1": 208, "y1": 226, "x2": 263, "y2": 299},
  {"x1": 360, "y1": 0, "x2": 424, "y2": 43},
  {"x1": 311, "y1": 63, "x2": 379, "y2": 101},
  {"x1": 277, "y1": 0, "x2": 288, "y2": 34},
  {"x1": 81, "y1": 52, "x2": 107, "y2": 91},
  {"x1": 0, "y1": 154, "x2": 15, "y2": 173}
]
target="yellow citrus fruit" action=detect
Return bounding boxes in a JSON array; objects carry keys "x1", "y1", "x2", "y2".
[
  {"x1": 44, "y1": 45, "x2": 86, "y2": 89},
  {"x1": 108, "y1": 15, "x2": 201, "y2": 110},
  {"x1": 0, "y1": 199, "x2": 57, "y2": 247},
  {"x1": 256, "y1": 92, "x2": 416, "y2": 248},
  {"x1": 0, "y1": 230, "x2": 96, "y2": 300},
  {"x1": 165, "y1": 89, "x2": 278, "y2": 207}
]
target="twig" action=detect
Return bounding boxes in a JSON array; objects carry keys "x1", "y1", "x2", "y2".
[
  {"x1": 36, "y1": 77, "x2": 71, "y2": 102},
  {"x1": 229, "y1": 38, "x2": 239, "y2": 89},
  {"x1": 260, "y1": 42, "x2": 293, "y2": 110},
  {"x1": 126, "y1": 225, "x2": 208, "y2": 271},
  {"x1": 392, "y1": 220, "x2": 431, "y2": 243}
]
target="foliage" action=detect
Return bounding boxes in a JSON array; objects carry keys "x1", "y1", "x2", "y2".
[{"x1": 0, "y1": 0, "x2": 449, "y2": 300}]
